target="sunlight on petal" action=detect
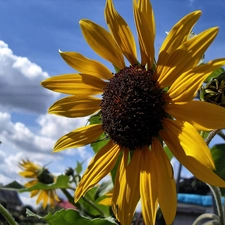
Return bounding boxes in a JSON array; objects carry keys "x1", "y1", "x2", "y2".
[
  {"x1": 41, "y1": 73, "x2": 106, "y2": 95},
  {"x1": 112, "y1": 149, "x2": 140, "y2": 225},
  {"x1": 133, "y1": 0, "x2": 155, "y2": 67},
  {"x1": 168, "y1": 59, "x2": 225, "y2": 103},
  {"x1": 75, "y1": 140, "x2": 120, "y2": 201},
  {"x1": 49, "y1": 95, "x2": 101, "y2": 118},
  {"x1": 155, "y1": 11, "x2": 201, "y2": 80},
  {"x1": 158, "y1": 27, "x2": 218, "y2": 88},
  {"x1": 166, "y1": 101, "x2": 225, "y2": 131},
  {"x1": 140, "y1": 146, "x2": 158, "y2": 225},
  {"x1": 161, "y1": 119, "x2": 225, "y2": 187},
  {"x1": 54, "y1": 124, "x2": 103, "y2": 152},
  {"x1": 60, "y1": 51, "x2": 112, "y2": 80},
  {"x1": 152, "y1": 138, "x2": 176, "y2": 225},
  {"x1": 80, "y1": 19, "x2": 125, "y2": 70},
  {"x1": 105, "y1": 0, "x2": 137, "y2": 65}
]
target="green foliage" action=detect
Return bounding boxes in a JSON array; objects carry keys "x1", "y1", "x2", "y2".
[
  {"x1": 88, "y1": 112, "x2": 102, "y2": 125},
  {"x1": 163, "y1": 145, "x2": 173, "y2": 160},
  {"x1": 27, "y1": 209, "x2": 117, "y2": 225},
  {"x1": 78, "y1": 187, "x2": 111, "y2": 217},
  {"x1": 205, "y1": 67, "x2": 225, "y2": 83},
  {"x1": 211, "y1": 144, "x2": 225, "y2": 195},
  {"x1": 20, "y1": 175, "x2": 70, "y2": 193},
  {"x1": 75, "y1": 161, "x2": 83, "y2": 175},
  {"x1": 94, "y1": 181, "x2": 113, "y2": 200}
]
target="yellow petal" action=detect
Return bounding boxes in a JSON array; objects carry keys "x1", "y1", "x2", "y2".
[
  {"x1": 133, "y1": 0, "x2": 155, "y2": 67},
  {"x1": 36, "y1": 190, "x2": 45, "y2": 205},
  {"x1": 75, "y1": 141, "x2": 120, "y2": 201},
  {"x1": 19, "y1": 171, "x2": 37, "y2": 178},
  {"x1": 79, "y1": 19, "x2": 125, "y2": 70},
  {"x1": 105, "y1": 0, "x2": 137, "y2": 65},
  {"x1": 168, "y1": 59, "x2": 225, "y2": 103},
  {"x1": 30, "y1": 190, "x2": 39, "y2": 198},
  {"x1": 24, "y1": 180, "x2": 38, "y2": 188},
  {"x1": 152, "y1": 138, "x2": 176, "y2": 225},
  {"x1": 160, "y1": 119, "x2": 225, "y2": 187},
  {"x1": 60, "y1": 51, "x2": 112, "y2": 80},
  {"x1": 140, "y1": 146, "x2": 158, "y2": 225},
  {"x1": 41, "y1": 73, "x2": 106, "y2": 95},
  {"x1": 98, "y1": 195, "x2": 112, "y2": 206},
  {"x1": 54, "y1": 124, "x2": 103, "y2": 152},
  {"x1": 49, "y1": 95, "x2": 101, "y2": 118},
  {"x1": 112, "y1": 149, "x2": 140, "y2": 225},
  {"x1": 49, "y1": 191, "x2": 55, "y2": 207},
  {"x1": 166, "y1": 101, "x2": 225, "y2": 131},
  {"x1": 158, "y1": 27, "x2": 218, "y2": 88},
  {"x1": 155, "y1": 11, "x2": 201, "y2": 80}
]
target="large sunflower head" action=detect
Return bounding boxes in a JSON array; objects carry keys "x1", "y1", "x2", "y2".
[
  {"x1": 19, "y1": 160, "x2": 59, "y2": 209},
  {"x1": 41, "y1": 0, "x2": 225, "y2": 224}
]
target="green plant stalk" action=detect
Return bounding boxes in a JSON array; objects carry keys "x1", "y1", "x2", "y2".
[
  {"x1": 192, "y1": 213, "x2": 219, "y2": 225},
  {"x1": 82, "y1": 196, "x2": 106, "y2": 217},
  {"x1": 71, "y1": 174, "x2": 106, "y2": 217},
  {"x1": 201, "y1": 129, "x2": 225, "y2": 225},
  {"x1": 205, "y1": 129, "x2": 220, "y2": 145},
  {"x1": 0, "y1": 203, "x2": 18, "y2": 225},
  {"x1": 207, "y1": 185, "x2": 225, "y2": 225}
]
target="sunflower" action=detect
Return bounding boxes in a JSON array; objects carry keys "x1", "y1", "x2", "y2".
[
  {"x1": 19, "y1": 160, "x2": 59, "y2": 209},
  {"x1": 41, "y1": 0, "x2": 225, "y2": 224}
]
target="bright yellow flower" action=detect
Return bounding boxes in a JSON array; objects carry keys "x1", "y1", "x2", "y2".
[
  {"x1": 41, "y1": 0, "x2": 225, "y2": 224},
  {"x1": 19, "y1": 160, "x2": 59, "y2": 209}
]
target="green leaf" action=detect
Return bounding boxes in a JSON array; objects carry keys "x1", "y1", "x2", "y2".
[
  {"x1": 163, "y1": 145, "x2": 173, "y2": 160},
  {"x1": 89, "y1": 111, "x2": 102, "y2": 125},
  {"x1": 78, "y1": 187, "x2": 110, "y2": 217},
  {"x1": 75, "y1": 161, "x2": 83, "y2": 175},
  {"x1": 27, "y1": 208, "x2": 118, "y2": 225},
  {"x1": 211, "y1": 144, "x2": 225, "y2": 195},
  {"x1": 205, "y1": 67, "x2": 225, "y2": 83},
  {"x1": 94, "y1": 181, "x2": 113, "y2": 200},
  {"x1": 91, "y1": 137, "x2": 109, "y2": 154},
  {"x1": 20, "y1": 175, "x2": 70, "y2": 193}
]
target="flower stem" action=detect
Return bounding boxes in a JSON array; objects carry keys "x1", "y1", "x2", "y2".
[
  {"x1": 207, "y1": 185, "x2": 225, "y2": 225},
  {"x1": 205, "y1": 129, "x2": 220, "y2": 145},
  {"x1": 82, "y1": 196, "x2": 106, "y2": 217},
  {"x1": 0, "y1": 203, "x2": 18, "y2": 225}
]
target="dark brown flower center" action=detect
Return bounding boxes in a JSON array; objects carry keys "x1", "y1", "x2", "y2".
[
  {"x1": 101, "y1": 65, "x2": 166, "y2": 150},
  {"x1": 37, "y1": 168, "x2": 54, "y2": 184}
]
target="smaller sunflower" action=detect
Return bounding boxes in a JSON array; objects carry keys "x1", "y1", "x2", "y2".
[{"x1": 19, "y1": 160, "x2": 59, "y2": 209}]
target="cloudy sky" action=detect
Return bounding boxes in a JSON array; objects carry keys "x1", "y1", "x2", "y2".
[{"x1": 0, "y1": 0, "x2": 225, "y2": 207}]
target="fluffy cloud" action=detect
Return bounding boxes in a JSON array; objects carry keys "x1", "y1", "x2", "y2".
[
  {"x1": 37, "y1": 114, "x2": 89, "y2": 140},
  {"x1": 0, "y1": 41, "x2": 58, "y2": 114},
  {"x1": 0, "y1": 112, "x2": 55, "y2": 154},
  {"x1": 0, "y1": 40, "x2": 94, "y2": 209}
]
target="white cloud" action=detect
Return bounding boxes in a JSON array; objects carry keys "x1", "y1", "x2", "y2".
[
  {"x1": 37, "y1": 114, "x2": 89, "y2": 140},
  {"x1": 0, "y1": 40, "x2": 96, "y2": 209},
  {"x1": 0, "y1": 112, "x2": 55, "y2": 154},
  {"x1": 0, "y1": 40, "x2": 58, "y2": 114}
]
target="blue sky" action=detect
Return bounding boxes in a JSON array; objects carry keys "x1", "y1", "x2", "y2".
[{"x1": 0, "y1": 0, "x2": 225, "y2": 206}]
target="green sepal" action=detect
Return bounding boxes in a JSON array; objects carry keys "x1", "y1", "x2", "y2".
[
  {"x1": 19, "y1": 175, "x2": 70, "y2": 192},
  {"x1": 205, "y1": 67, "x2": 225, "y2": 83}
]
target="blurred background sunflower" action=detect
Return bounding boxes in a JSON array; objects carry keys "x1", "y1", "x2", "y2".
[{"x1": 19, "y1": 160, "x2": 59, "y2": 209}]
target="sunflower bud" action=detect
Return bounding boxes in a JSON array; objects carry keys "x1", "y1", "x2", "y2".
[
  {"x1": 37, "y1": 168, "x2": 55, "y2": 184},
  {"x1": 65, "y1": 167, "x2": 74, "y2": 176},
  {"x1": 200, "y1": 72, "x2": 225, "y2": 107}
]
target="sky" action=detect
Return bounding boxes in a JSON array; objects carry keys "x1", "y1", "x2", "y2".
[{"x1": 0, "y1": 0, "x2": 225, "y2": 207}]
